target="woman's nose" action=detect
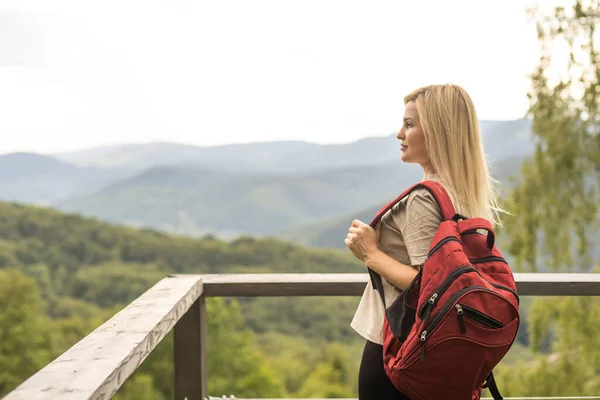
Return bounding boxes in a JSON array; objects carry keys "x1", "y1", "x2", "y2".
[{"x1": 397, "y1": 128, "x2": 405, "y2": 140}]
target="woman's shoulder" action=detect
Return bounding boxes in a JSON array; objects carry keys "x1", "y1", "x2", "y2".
[
  {"x1": 381, "y1": 185, "x2": 443, "y2": 237},
  {"x1": 386, "y1": 186, "x2": 441, "y2": 217},
  {"x1": 402, "y1": 184, "x2": 438, "y2": 206},
  {"x1": 402, "y1": 186, "x2": 443, "y2": 218}
]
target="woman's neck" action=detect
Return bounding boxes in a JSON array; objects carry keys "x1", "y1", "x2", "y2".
[{"x1": 422, "y1": 171, "x2": 440, "y2": 181}]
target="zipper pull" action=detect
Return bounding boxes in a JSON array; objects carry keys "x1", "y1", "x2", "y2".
[
  {"x1": 428, "y1": 293, "x2": 438, "y2": 305},
  {"x1": 456, "y1": 304, "x2": 466, "y2": 333},
  {"x1": 420, "y1": 331, "x2": 427, "y2": 361},
  {"x1": 422, "y1": 293, "x2": 438, "y2": 323}
]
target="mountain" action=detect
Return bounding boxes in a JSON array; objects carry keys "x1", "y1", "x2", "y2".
[
  {"x1": 0, "y1": 153, "x2": 128, "y2": 205},
  {"x1": 53, "y1": 119, "x2": 533, "y2": 174},
  {"x1": 279, "y1": 154, "x2": 529, "y2": 249},
  {"x1": 479, "y1": 119, "x2": 534, "y2": 163},
  {"x1": 53, "y1": 137, "x2": 400, "y2": 173},
  {"x1": 56, "y1": 162, "x2": 424, "y2": 237},
  {"x1": 0, "y1": 118, "x2": 535, "y2": 239},
  {"x1": 279, "y1": 203, "x2": 382, "y2": 249},
  {"x1": 53, "y1": 141, "x2": 321, "y2": 173},
  {"x1": 56, "y1": 151, "x2": 529, "y2": 239}
]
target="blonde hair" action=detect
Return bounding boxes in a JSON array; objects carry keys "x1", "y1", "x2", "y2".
[{"x1": 404, "y1": 84, "x2": 507, "y2": 226}]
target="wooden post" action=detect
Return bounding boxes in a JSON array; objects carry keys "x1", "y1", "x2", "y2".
[{"x1": 174, "y1": 294, "x2": 208, "y2": 400}]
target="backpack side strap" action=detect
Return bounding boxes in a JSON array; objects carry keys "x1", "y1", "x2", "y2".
[{"x1": 482, "y1": 371, "x2": 504, "y2": 400}]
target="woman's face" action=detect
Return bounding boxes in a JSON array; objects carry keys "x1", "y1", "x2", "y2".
[{"x1": 397, "y1": 101, "x2": 434, "y2": 173}]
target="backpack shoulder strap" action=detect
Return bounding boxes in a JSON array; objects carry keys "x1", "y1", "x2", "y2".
[
  {"x1": 369, "y1": 180, "x2": 456, "y2": 228},
  {"x1": 416, "y1": 180, "x2": 457, "y2": 220},
  {"x1": 367, "y1": 180, "x2": 457, "y2": 304},
  {"x1": 368, "y1": 183, "x2": 419, "y2": 228}
]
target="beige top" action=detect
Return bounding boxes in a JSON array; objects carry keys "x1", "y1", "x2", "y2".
[{"x1": 350, "y1": 174, "x2": 443, "y2": 344}]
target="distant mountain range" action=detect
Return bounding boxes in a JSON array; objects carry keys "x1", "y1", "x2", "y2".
[
  {"x1": 52, "y1": 119, "x2": 534, "y2": 173},
  {"x1": 277, "y1": 155, "x2": 527, "y2": 249},
  {"x1": 0, "y1": 119, "x2": 533, "y2": 243},
  {"x1": 0, "y1": 153, "x2": 127, "y2": 205},
  {"x1": 60, "y1": 161, "x2": 441, "y2": 236}
]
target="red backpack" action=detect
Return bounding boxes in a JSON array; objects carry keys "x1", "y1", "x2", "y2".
[{"x1": 367, "y1": 180, "x2": 520, "y2": 400}]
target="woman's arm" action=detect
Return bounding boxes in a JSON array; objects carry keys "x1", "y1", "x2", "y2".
[
  {"x1": 366, "y1": 191, "x2": 443, "y2": 290},
  {"x1": 345, "y1": 219, "x2": 418, "y2": 290},
  {"x1": 346, "y1": 190, "x2": 442, "y2": 290},
  {"x1": 364, "y1": 250, "x2": 419, "y2": 290}
]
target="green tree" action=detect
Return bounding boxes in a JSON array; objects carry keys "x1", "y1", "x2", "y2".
[
  {"x1": 0, "y1": 269, "x2": 51, "y2": 396},
  {"x1": 113, "y1": 297, "x2": 285, "y2": 399},
  {"x1": 114, "y1": 373, "x2": 165, "y2": 400},
  {"x1": 498, "y1": 1, "x2": 600, "y2": 396},
  {"x1": 71, "y1": 263, "x2": 165, "y2": 308},
  {"x1": 297, "y1": 344, "x2": 355, "y2": 398},
  {"x1": 205, "y1": 297, "x2": 284, "y2": 398},
  {"x1": 505, "y1": 0, "x2": 600, "y2": 273}
]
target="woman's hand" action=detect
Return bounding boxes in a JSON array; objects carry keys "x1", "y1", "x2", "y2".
[
  {"x1": 346, "y1": 220, "x2": 418, "y2": 290},
  {"x1": 345, "y1": 219, "x2": 381, "y2": 262}
]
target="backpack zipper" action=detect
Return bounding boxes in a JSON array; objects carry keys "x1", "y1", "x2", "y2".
[
  {"x1": 420, "y1": 261, "x2": 520, "y2": 307},
  {"x1": 427, "y1": 236, "x2": 460, "y2": 258},
  {"x1": 418, "y1": 285, "x2": 496, "y2": 361},
  {"x1": 467, "y1": 256, "x2": 519, "y2": 304},
  {"x1": 418, "y1": 263, "x2": 520, "y2": 322},
  {"x1": 457, "y1": 304, "x2": 505, "y2": 331},
  {"x1": 489, "y1": 283, "x2": 520, "y2": 305},
  {"x1": 418, "y1": 265, "x2": 478, "y2": 321},
  {"x1": 455, "y1": 304, "x2": 466, "y2": 333},
  {"x1": 422, "y1": 239, "x2": 520, "y2": 310},
  {"x1": 469, "y1": 255, "x2": 507, "y2": 265},
  {"x1": 428, "y1": 239, "x2": 509, "y2": 268}
]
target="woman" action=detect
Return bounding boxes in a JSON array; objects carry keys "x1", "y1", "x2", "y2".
[{"x1": 345, "y1": 84, "x2": 505, "y2": 400}]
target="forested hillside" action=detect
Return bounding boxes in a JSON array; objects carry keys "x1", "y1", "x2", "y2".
[
  {"x1": 2, "y1": 199, "x2": 585, "y2": 398},
  {"x1": 0, "y1": 200, "x2": 370, "y2": 398}
]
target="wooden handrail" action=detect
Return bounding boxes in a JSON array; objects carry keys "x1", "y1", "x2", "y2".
[
  {"x1": 3, "y1": 275, "x2": 205, "y2": 400},
  {"x1": 4, "y1": 273, "x2": 600, "y2": 400},
  {"x1": 198, "y1": 272, "x2": 600, "y2": 296}
]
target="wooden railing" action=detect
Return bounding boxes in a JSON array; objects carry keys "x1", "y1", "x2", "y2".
[{"x1": 4, "y1": 273, "x2": 600, "y2": 400}]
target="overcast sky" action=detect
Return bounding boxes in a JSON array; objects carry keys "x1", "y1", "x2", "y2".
[{"x1": 0, "y1": 0, "x2": 569, "y2": 154}]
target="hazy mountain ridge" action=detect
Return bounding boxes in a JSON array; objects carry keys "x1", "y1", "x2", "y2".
[
  {"x1": 55, "y1": 162, "x2": 420, "y2": 237},
  {"x1": 0, "y1": 118, "x2": 535, "y2": 242},
  {"x1": 50, "y1": 119, "x2": 532, "y2": 173},
  {"x1": 0, "y1": 152, "x2": 128, "y2": 204},
  {"x1": 278, "y1": 154, "x2": 528, "y2": 249}
]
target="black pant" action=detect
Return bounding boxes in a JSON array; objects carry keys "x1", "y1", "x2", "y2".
[{"x1": 358, "y1": 340, "x2": 411, "y2": 400}]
